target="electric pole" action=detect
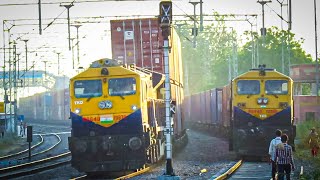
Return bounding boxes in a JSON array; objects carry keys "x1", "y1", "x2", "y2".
[
  {"x1": 22, "y1": 39, "x2": 28, "y2": 88},
  {"x1": 257, "y1": 0, "x2": 271, "y2": 65},
  {"x1": 56, "y1": 52, "x2": 61, "y2": 75},
  {"x1": 72, "y1": 25, "x2": 81, "y2": 67},
  {"x1": 60, "y1": 3, "x2": 74, "y2": 51},
  {"x1": 38, "y1": 0, "x2": 42, "y2": 35},
  {"x1": 257, "y1": 0, "x2": 271, "y2": 37},
  {"x1": 189, "y1": 0, "x2": 200, "y2": 48},
  {"x1": 314, "y1": 0, "x2": 319, "y2": 96}
]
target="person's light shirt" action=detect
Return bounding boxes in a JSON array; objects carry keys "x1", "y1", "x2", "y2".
[{"x1": 268, "y1": 136, "x2": 282, "y2": 161}]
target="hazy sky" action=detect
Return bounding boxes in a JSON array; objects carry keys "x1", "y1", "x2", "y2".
[{"x1": 0, "y1": 0, "x2": 319, "y2": 77}]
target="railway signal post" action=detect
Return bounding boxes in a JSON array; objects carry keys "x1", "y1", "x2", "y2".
[
  {"x1": 27, "y1": 126, "x2": 33, "y2": 161},
  {"x1": 158, "y1": 1, "x2": 180, "y2": 179}
]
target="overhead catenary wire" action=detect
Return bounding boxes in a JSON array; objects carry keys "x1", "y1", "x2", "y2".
[
  {"x1": 0, "y1": 0, "x2": 170, "y2": 6},
  {"x1": 43, "y1": 0, "x2": 77, "y2": 31}
]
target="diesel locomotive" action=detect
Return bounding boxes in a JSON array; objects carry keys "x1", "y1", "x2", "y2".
[
  {"x1": 68, "y1": 58, "x2": 185, "y2": 173},
  {"x1": 231, "y1": 65, "x2": 296, "y2": 156}
]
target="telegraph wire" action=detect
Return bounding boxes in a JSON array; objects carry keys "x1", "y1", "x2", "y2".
[
  {"x1": 266, "y1": 3, "x2": 289, "y2": 23},
  {"x1": 43, "y1": 0, "x2": 76, "y2": 30},
  {"x1": 0, "y1": 0, "x2": 167, "y2": 6}
]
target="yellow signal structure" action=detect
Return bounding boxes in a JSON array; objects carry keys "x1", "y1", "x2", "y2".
[{"x1": 0, "y1": 102, "x2": 4, "y2": 113}]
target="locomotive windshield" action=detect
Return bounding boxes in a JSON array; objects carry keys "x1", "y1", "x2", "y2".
[
  {"x1": 74, "y1": 80, "x2": 102, "y2": 98},
  {"x1": 108, "y1": 77, "x2": 136, "y2": 96},
  {"x1": 237, "y1": 80, "x2": 260, "y2": 95},
  {"x1": 265, "y1": 80, "x2": 288, "y2": 95}
]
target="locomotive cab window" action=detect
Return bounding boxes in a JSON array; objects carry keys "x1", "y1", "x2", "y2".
[
  {"x1": 74, "y1": 80, "x2": 102, "y2": 98},
  {"x1": 108, "y1": 77, "x2": 136, "y2": 96},
  {"x1": 237, "y1": 80, "x2": 260, "y2": 95},
  {"x1": 265, "y1": 80, "x2": 288, "y2": 95}
]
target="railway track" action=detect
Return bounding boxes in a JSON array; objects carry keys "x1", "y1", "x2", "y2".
[
  {"x1": 70, "y1": 164, "x2": 154, "y2": 179},
  {"x1": 211, "y1": 160, "x2": 272, "y2": 179},
  {"x1": 0, "y1": 133, "x2": 62, "y2": 168},
  {"x1": 212, "y1": 160, "x2": 302, "y2": 180},
  {"x1": 0, "y1": 134, "x2": 44, "y2": 160},
  {"x1": 0, "y1": 152, "x2": 71, "y2": 179}
]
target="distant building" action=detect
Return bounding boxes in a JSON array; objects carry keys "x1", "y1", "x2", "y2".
[{"x1": 290, "y1": 64, "x2": 320, "y2": 123}]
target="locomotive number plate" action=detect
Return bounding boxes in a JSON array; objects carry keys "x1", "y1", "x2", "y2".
[{"x1": 113, "y1": 114, "x2": 127, "y2": 121}]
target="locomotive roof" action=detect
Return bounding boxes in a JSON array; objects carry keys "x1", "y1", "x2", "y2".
[
  {"x1": 233, "y1": 68, "x2": 293, "y2": 81},
  {"x1": 70, "y1": 58, "x2": 151, "y2": 80}
]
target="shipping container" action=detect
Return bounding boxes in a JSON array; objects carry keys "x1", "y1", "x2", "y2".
[
  {"x1": 183, "y1": 85, "x2": 231, "y2": 137},
  {"x1": 111, "y1": 18, "x2": 163, "y2": 72},
  {"x1": 111, "y1": 18, "x2": 184, "y2": 135},
  {"x1": 18, "y1": 88, "x2": 70, "y2": 121}
]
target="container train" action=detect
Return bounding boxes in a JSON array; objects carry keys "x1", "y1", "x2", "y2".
[
  {"x1": 68, "y1": 18, "x2": 186, "y2": 174},
  {"x1": 18, "y1": 88, "x2": 69, "y2": 121},
  {"x1": 185, "y1": 65, "x2": 296, "y2": 157}
]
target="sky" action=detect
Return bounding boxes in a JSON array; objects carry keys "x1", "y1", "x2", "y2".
[{"x1": 0, "y1": 0, "x2": 319, "y2": 79}]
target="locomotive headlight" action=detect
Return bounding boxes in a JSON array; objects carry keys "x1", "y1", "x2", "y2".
[
  {"x1": 263, "y1": 98, "x2": 268, "y2": 104},
  {"x1": 98, "y1": 101, "x2": 106, "y2": 109},
  {"x1": 128, "y1": 137, "x2": 142, "y2": 150},
  {"x1": 105, "y1": 100, "x2": 113, "y2": 109},
  {"x1": 257, "y1": 98, "x2": 262, "y2": 104},
  {"x1": 131, "y1": 105, "x2": 138, "y2": 111},
  {"x1": 75, "y1": 108, "x2": 81, "y2": 114}
]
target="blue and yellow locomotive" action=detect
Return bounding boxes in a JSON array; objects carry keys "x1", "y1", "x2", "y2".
[
  {"x1": 231, "y1": 65, "x2": 296, "y2": 157},
  {"x1": 68, "y1": 58, "x2": 183, "y2": 173}
]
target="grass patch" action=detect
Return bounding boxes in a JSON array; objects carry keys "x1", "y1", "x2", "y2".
[
  {"x1": 0, "y1": 133, "x2": 25, "y2": 156},
  {"x1": 295, "y1": 120, "x2": 320, "y2": 179}
]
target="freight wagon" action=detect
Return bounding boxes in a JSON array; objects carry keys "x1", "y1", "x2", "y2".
[
  {"x1": 110, "y1": 18, "x2": 184, "y2": 135},
  {"x1": 184, "y1": 86, "x2": 230, "y2": 137},
  {"x1": 18, "y1": 89, "x2": 69, "y2": 121}
]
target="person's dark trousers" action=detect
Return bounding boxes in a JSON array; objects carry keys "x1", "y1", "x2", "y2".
[
  {"x1": 277, "y1": 164, "x2": 291, "y2": 180},
  {"x1": 271, "y1": 160, "x2": 277, "y2": 179}
]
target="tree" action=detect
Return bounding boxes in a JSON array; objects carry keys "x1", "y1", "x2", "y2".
[
  {"x1": 176, "y1": 13, "x2": 237, "y2": 95},
  {"x1": 237, "y1": 26, "x2": 313, "y2": 75},
  {"x1": 177, "y1": 20, "x2": 313, "y2": 95}
]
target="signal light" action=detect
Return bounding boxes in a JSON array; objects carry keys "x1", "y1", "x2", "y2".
[
  {"x1": 27, "y1": 126, "x2": 33, "y2": 142},
  {"x1": 159, "y1": 1, "x2": 172, "y2": 25}
]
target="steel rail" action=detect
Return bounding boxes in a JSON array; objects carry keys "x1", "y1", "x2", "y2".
[
  {"x1": 210, "y1": 159, "x2": 242, "y2": 180},
  {"x1": 0, "y1": 151, "x2": 70, "y2": 174},
  {"x1": 0, "y1": 134, "x2": 44, "y2": 160}
]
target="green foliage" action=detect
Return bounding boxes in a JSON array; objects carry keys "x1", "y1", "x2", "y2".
[
  {"x1": 176, "y1": 13, "x2": 237, "y2": 94},
  {"x1": 296, "y1": 120, "x2": 320, "y2": 144},
  {"x1": 301, "y1": 83, "x2": 311, "y2": 95},
  {"x1": 178, "y1": 19, "x2": 313, "y2": 95},
  {"x1": 295, "y1": 120, "x2": 320, "y2": 179},
  {"x1": 238, "y1": 26, "x2": 313, "y2": 75}
]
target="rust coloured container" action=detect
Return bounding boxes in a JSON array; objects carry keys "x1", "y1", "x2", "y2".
[{"x1": 111, "y1": 18, "x2": 184, "y2": 135}]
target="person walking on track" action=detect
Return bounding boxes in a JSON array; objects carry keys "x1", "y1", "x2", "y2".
[
  {"x1": 275, "y1": 134, "x2": 295, "y2": 180},
  {"x1": 268, "y1": 129, "x2": 282, "y2": 180}
]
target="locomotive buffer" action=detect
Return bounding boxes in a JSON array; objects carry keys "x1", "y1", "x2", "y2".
[{"x1": 158, "y1": 1, "x2": 180, "y2": 180}]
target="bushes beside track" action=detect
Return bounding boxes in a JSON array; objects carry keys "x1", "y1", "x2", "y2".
[{"x1": 294, "y1": 120, "x2": 320, "y2": 180}]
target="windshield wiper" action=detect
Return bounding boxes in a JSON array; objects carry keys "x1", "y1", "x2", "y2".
[
  {"x1": 86, "y1": 96, "x2": 95, "y2": 102},
  {"x1": 119, "y1": 95, "x2": 125, "y2": 100},
  {"x1": 270, "y1": 94, "x2": 278, "y2": 98}
]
